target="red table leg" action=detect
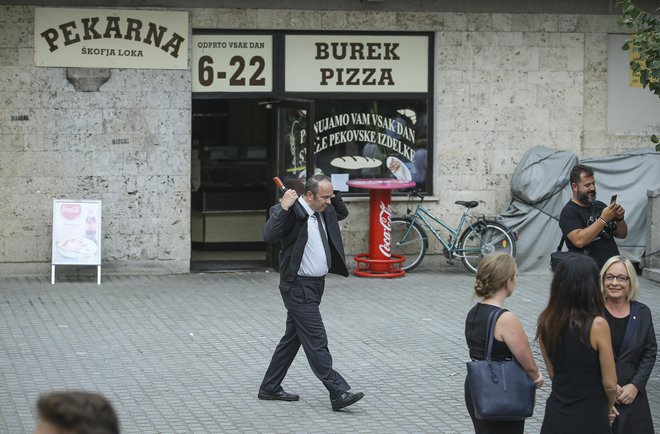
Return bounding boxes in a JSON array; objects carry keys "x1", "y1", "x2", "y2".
[
  {"x1": 368, "y1": 189, "x2": 392, "y2": 271},
  {"x1": 353, "y1": 188, "x2": 405, "y2": 278}
]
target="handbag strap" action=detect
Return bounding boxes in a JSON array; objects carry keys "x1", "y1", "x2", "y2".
[
  {"x1": 484, "y1": 308, "x2": 508, "y2": 362},
  {"x1": 556, "y1": 236, "x2": 565, "y2": 251}
]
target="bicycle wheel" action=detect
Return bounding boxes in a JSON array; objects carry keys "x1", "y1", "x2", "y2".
[
  {"x1": 457, "y1": 220, "x2": 517, "y2": 273},
  {"x1": 391, "y1": 217, "x2": 427, "y2": 272}
]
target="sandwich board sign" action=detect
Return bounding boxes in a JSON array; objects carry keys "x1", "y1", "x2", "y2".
[{"x1": 51, "y1": 199, "x2": 102, "y2": 284}]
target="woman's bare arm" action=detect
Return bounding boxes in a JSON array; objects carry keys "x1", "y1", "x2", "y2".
[
  {"x1": 539, "y1": 338, "x2": 554, "y2": 380},
  {"x1": 590, "y1": 316, "x2": 618, "y2": 412},
  {"x1": 496, "y1": 312, "x2": 542, "y2": 386}
]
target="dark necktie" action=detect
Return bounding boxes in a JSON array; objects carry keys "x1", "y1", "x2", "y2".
[{"x1": 314, "y1": 212, "x2": 331, "y2": 268}]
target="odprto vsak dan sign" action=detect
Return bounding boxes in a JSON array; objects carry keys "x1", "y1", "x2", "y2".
[
  {"x1": 34, "y1": 7, "x2": 188, "y2": 69},
  {"x1": 192, "y1": 34, "x2": 273, "y2": 92}
]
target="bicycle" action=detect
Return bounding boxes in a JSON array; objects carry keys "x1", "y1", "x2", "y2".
[{"x1": 391, "y1": 190, "x2": 517, "y2": 273}]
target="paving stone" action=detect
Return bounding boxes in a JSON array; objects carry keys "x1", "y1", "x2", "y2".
[{"x1": 0, "y1": 270, "x2": 658, "y2": 433}]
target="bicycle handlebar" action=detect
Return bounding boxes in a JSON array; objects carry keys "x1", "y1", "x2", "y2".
[{"x1": 407, "y1": 188, "x2": 425, "y2": 200}]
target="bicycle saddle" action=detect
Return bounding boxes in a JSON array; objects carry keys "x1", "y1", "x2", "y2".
[{"x1": 455, "y1": 200, "x2": 479, "y2": 208}]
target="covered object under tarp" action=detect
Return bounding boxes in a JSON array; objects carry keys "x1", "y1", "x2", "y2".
[{"x1": 498, "y1": 146, "x2": 660, "y2": 273}]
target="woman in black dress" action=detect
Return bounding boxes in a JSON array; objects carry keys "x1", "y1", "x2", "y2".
[
  {"x1": 600, "y1": 255, "x2": 657, "y2": 434},
  {"x1": 464, "y1": 252, "x2": 544, "y2": 434},
  {"x1": 536, "y1": 253, "x2": 618, "y2": 433}
]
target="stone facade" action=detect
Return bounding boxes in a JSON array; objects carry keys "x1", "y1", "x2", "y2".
[
  {"x1": 644, "y1": 185, "x2": 660, "y2": 274},
  {"x1": 0, "y1": 5, "x2": 191, "y2": 275},
  {"x1": 0, "y1": 5, "x2": 657, "y2": 275}
]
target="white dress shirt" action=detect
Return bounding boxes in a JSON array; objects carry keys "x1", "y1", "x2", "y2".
[{"x1": 297, "y1": 197, "x2": 330, "y2": 277}]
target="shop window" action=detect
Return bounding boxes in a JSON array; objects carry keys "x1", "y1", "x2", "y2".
[{"x1": 285, "y1": 99, "x2": 430, "y2": 193}]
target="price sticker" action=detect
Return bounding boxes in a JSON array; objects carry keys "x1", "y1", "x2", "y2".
[{"x1": 192, "y1": 34, "x2": 272, "y2": 92}]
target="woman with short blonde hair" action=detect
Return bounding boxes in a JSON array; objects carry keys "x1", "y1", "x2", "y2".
[
  {"x1": 600, "y1": 255, "x2": 656, "y2": 434},
  {"x1": 600, "y1": 255, "x2": 639, "y2": 301}
]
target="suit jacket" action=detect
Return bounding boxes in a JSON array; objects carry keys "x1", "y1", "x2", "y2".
[
  {"x1": 263, "y1": 191, "x2": 349, "y2": 282},
  {"x1": 613, "y1": 301, "x2": 657, "y2": 393},
  {"x1": 609, "y1": 301, "x2": 657, "y2": 434}
]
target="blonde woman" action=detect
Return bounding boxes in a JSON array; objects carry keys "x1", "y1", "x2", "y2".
[
  {"x1": 601, "y1": 255, "x2": 657, "y2": 434},
  {"x1": 464, "y1": 252, "x2": 543, "y2": 434}
]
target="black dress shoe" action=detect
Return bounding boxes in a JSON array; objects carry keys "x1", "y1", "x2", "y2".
[
  {"x1": 257, "y1": 389, "x2": 300, "y2": 401},
  {"x1": 331, "y1": 391, "x2": 364, "y2": 411}
]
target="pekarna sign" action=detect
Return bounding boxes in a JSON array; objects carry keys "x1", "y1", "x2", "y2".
[{"x1": 34, "y1": 7, "x2": 188, "y2": 70}]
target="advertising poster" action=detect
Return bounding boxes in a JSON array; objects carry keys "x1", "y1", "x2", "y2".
[
  {"x1": 52, "y1": 200, "x2": 102, "y2": 265},
  {"x1": 607, "y1": 34, "x2": 660, "y2": 135}
]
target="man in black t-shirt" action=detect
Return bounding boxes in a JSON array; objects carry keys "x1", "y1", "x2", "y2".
[{"x1": 558, "y1": 164, "x2": 628, "y2": 269}]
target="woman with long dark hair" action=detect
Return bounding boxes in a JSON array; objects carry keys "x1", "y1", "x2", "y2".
[{"x1": 536, "y1": 253, "x2": 617, "y2": 433}]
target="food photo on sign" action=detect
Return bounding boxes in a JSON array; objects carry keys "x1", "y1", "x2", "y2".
[{"x1": 51, "y1": 200, "x2": 102, "y2": 265}]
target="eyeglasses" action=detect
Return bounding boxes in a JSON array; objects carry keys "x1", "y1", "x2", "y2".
[{"x1": 604, "y1": 274, "x2": 629, "y2": 283}]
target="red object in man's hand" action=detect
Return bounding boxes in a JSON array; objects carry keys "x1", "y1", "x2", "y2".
[{"x1": 273, "y1": 177, "x2": 286, "y2": 193}]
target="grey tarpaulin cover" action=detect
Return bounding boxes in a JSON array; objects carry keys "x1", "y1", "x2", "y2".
[{"x1": 498, "y1": 146, "x2": 660, "y2": 272}]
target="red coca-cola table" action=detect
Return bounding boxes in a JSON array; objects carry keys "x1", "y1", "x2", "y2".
[{"x1": 347, "y1": 178, "x2": 416, "y2": 278}]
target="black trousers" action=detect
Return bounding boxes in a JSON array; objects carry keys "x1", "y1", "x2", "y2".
[{"x1": 260, "y1": 276, "x2": 350, "y2": 399}]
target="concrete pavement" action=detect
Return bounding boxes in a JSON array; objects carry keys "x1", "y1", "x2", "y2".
[{"x1": 1, "y1": 268, "x2": 659, "y2": 433}]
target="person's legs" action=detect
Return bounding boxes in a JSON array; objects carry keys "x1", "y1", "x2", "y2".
[
  {"x1": 260, "y1": 287, "x2": 302, "y2": 393},
  {"x1": 284, "y1": 279, "x2": 350, "y2": 399}
]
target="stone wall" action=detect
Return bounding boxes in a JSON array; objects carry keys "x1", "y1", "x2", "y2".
[
  {"x1": 0, "y1": 5, "x2": 656, "y2": 275},
  {"x1": 0, "y1": 5, "x2": 191, "y2": 275},
  {"x1": 644, "y1": 185, "x2": 660, "y2": 272}
]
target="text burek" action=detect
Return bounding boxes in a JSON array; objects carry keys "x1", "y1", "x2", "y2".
[{"x1": 314, "y1": 42, "x2": 400, "y2": 86}]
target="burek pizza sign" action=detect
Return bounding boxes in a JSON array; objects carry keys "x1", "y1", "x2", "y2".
[
  {"x1": 285, "y1": 34, "x2": 429, "y2": 93},
  {"x1": 34, "y1": 8, "x2": 188, "y2": 69}
]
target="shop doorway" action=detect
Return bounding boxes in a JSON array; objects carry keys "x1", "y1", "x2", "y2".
[
  {"x1": 190, "y1": 98, "x2": 271, "y2": 271},
  {"x1": 190, "y1": 98, "x2": 315, "y2": 272}
]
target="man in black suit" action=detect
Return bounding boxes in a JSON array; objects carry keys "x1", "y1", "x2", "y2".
[{"x1": 257, "y1": 174, "x2": 364, "y2": 411}]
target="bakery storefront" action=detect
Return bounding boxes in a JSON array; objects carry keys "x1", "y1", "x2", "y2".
[{"x1": 191, "y1": 31, "x2": 433, "y2": 269}]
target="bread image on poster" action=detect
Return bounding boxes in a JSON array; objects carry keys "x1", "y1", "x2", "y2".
[{"x1": 330, "y1": 156, "x2": 382, "y2": 170}]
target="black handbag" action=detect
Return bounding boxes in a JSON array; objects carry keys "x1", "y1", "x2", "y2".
[
  {"x1": 550, "y1": 236, "x2": 572, "y2": 272},
  {"x1": 466, "y1": 308, "x2": 536, "y2": 421}
]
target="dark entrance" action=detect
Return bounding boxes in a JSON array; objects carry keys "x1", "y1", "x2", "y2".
[
  {"x1": 190, "y1": 98, "x2": 271, "y2": 271},
  {"x1": 190, "y1": 98, "x2": 314, "y2": 271}
]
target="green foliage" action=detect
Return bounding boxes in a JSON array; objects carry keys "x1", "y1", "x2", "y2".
[{"x1": 617, "y1": 0, "x2": 660, "y2": 97}]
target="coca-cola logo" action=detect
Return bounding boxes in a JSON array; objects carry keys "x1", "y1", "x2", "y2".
[
  {"x1": 378, "y1": 201, "x2": 392, "y2": 257},
  {"x1": 60, "y1": 204, "x2": 81, "y2": 220}
]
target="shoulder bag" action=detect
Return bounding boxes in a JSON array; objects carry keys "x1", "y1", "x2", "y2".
[
  {"x1": 550, "y1": 236, "x2": 572, "y2": 272},
  {"x1": 466, "y1": 308, "x2": 536, "y2": 421}
]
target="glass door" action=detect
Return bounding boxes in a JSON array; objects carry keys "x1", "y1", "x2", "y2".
[{"x1": 265, "y1": 99, "x2": 315, "y2": 268}]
